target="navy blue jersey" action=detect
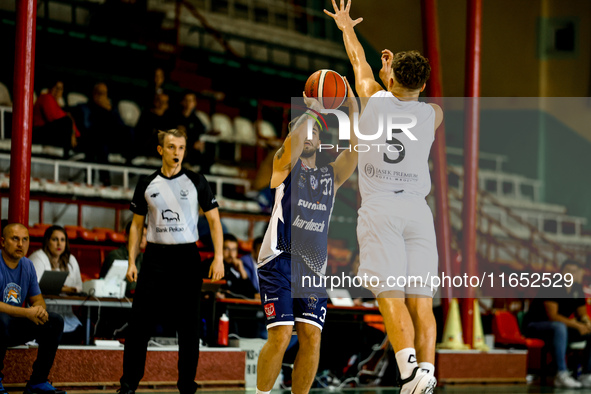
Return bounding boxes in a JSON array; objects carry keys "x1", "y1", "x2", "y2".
[{"x1": 258, "y1": 159, "x2": 335, "y2": 275}]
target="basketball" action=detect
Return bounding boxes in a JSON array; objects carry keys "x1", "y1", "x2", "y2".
[{"x1": 304, "y1": 69, "x2": 348, "y2": 110}]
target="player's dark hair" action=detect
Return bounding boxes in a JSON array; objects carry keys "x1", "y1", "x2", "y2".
[
  {"x1": 42, "y1": 225, "x2": 71, "y2": 272},
  {"x1": 392, "y1": 50, "x2": 431, "y2": 90},
  {"x1": 157, "y1": 128, "x2": 188, "y2": 146},
  {"x1": 223, "y1": 233, "x2": 238, "y2": 244}
]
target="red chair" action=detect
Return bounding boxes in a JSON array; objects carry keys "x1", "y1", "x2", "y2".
[
  {"x1": 63, "y1": 225, "x2": 82, "y2": 240},
  {"x1": 33, "y1": 223, "x2": 52, "y2": 231},
  {"x1": 79, "y1": 229, "x2": 107, "y2": 242},
  {"x1": 238, "y1": 239, "x2": 253, "y2": 254},
  {"x1": 93, "y1": 227, "x2": 115, "y2": 236},
  {"x1": 27, "y1": 227, "x2": 45, "y2": 238},
  {"x1": 493, "y1": 310, "x2": 546, "y2": 372},
  {"x1": 109, "y1": 232, "x2": 126, "y2": 244}
]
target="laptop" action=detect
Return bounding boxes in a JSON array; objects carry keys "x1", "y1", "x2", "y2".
[
  {"x1": 38, "y1": 270, "x2": 69, "y2": 296},
  {"x1": 326, "y1": 289, "x2": 355, "y2": 307},
  {"x1": 105, "y1": 260, "x2": 128, "y2": 283}
]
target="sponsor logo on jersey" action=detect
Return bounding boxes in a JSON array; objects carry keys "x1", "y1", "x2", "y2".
[
  {"x1": 4, "y1": 283, "x2": 21, "y2": 305},
  {"x1": 365, "y1": 163, "x2": 375, "y2": 178},
  {"x1": 180, "y1": 189, "x2": 189, "y2": 197},
  {"x1": 161, "y1": 209, "x2": 180, "y2": 222},
  {"x1": 264, "y1": 294, "x2": 279, "y2": 303},
  {"x1": 281, "y1": 314, "x2": 294, "y2": 318},
  {"x1": 310, "y1": 174, "x2": 318, "y2": 190},
  {"x1": 264, "y1": 303, "x2": 276, "y2": 318},
  {"x1": 297, "y1": 199, "x2": 327, "y2": 211},
  {"x1": 369, "y1": 168, "x2": 419, "y2": 182},
  {"x1": 321, "y1": 166, "x2": 328, "y2": 173},
  {"x1": 302, "y1": 312, "x2": 318, "y2": 319},
  {"x1": 150, "y1": 192, "x2": 160, "y2": 198},
  {"x1": 298, "y1": 173, "x2": 306, "y2": 189},
  {"x1": 211, "y1": 198, "x2": 217, "y2": 204},
  {"x1": 307, "y1": 294, "x2": 318, "y2": 309},
  {"x1": 156, "y1": 226, "x2": 185, "y2": 233},
  {"x1": 292, "y1": 215, "x2": 325, "y2": 232}
]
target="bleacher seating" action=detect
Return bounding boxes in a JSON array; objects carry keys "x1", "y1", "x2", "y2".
[
  {"x1": 234, "y1": 117, "x2": 257, "y2": 145},
  {"x1": 0, "y1": 82, "x2": 11, "y2": 106},
  {"x1": 256, "y1": 119, "x2": 278, "y2": 139},
  {"x1": 211, "y1": 112, "x2": 234, "y2": 142},
  {"x1": 118, "y1": 100, "x2": 141, "y2": 127},
  {"x1": 67, "y1": 92, "x2": 88, "y2": 107},
  {"x1": 196, "y1": 110, "x2": 212, "y2": 133}
]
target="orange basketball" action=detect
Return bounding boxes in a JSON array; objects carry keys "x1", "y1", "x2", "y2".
[{"x1": 304, "y1": 69, "x2": 348, "y2": 110}]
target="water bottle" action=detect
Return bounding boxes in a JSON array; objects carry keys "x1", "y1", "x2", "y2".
[{"x1": 218, "y1": 313, "x2": 229, "y2": 346}]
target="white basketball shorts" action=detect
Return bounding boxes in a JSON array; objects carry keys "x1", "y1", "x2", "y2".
[{"x1": 356, "y1": 196, "x2": 438, "y2": 297}]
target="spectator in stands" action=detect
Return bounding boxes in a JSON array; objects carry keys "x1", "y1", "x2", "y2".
[
  {"x1": 240, "y1": 236, "x2": 263, "y2": 295},
  {"x1": 203, "y1": 233, "x2": 256, "y2": 300},
  {"x1": 0, "y1": 223, "x2": 65, "y2": 394},
  {"x1": 197, "y1": 215, "x2": 229, "y2": 250},
  {"x1": 135, "y1": 93, "x2": 174, "y2": 158},
  {"x1": 524, "y1": 259, "x2": 591, "y2": 388},
  {"x1": 154, "y1": 68, "x2": 165, "y2": 94},
  {"x1": 100, "y1": 222, "x2": 147, "y2": 297},
  {"x1": 174, "y1": 92, "x2": 207, "y2": 171},
  {"x1": 203, "y1": 233, "x2": 262, "y2": 339},
  {"x1": 74, "y1": 82, "x2": 131, "y2": 172},
  {"x1": 32, "y1": 79, "x2": 79, "y2": 158},
  {"x1": 29, "y1": 226, "x2": 84, "y2": 344}
]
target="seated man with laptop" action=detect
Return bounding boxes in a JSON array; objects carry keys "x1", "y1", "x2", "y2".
[{"x1": 0, "y1": 223, "x2": 66, "y2": 394}]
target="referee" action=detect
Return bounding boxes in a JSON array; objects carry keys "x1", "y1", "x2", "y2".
[{"x1": 119, "y1": 128, "x2": 224, "y2": 394}]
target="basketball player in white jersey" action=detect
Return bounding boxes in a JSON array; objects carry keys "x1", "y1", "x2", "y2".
[{"x1": 326, "y1": 1, "x2": 443, "y2": 393}]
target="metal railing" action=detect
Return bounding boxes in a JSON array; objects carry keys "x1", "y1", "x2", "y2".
[
  {"x1": 0, "y1": 153, "x2": 250, "y2": 196},
  {"x1": 446, "y1": 166, "x2": 589, "y2": 271}
]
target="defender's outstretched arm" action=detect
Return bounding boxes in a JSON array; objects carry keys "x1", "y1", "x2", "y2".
[{"x1": 325, "y1": 0, "x2": 382, "y2": 98}]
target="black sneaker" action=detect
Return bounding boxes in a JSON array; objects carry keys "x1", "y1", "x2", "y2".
[
  {"x1": 23, "y1": 381, "x2": 66, "y2": 394},
  {"x1": 116, "y1": 383, "x2": 135, "y2": 394}
]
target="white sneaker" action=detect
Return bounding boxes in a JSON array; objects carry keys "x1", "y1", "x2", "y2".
[
  {"x1": 554, "y1": 370, "x2": 582, "y2": 388},
  {"x1": 400, "y1": 367, "x2": 437, "y2": 394},
  {"x1": 578, "y1": 373, "x2": 591, "y2": 388}
]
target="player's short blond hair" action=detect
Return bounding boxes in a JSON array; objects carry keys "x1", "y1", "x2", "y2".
[{"x1": 157, "y1": 128, "x2": 188, "y2": 146}]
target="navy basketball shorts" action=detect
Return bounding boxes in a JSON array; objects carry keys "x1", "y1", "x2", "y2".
[{"x1": 258, "y1": 254, "x2": 328, "y2": 331}]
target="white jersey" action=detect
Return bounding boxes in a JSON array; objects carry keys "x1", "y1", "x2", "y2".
[{"x1": 357, "y1": 90, "x2": 435, "y2": 203}]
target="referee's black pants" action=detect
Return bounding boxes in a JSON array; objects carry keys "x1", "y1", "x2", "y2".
[{"x1": 121, "y1": 242, "x2": 203, "y2": 393}]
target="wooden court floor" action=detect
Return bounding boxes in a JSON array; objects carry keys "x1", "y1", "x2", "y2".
[{"x1": 65, "y1": 386, "x2": 591, "y2": 393}]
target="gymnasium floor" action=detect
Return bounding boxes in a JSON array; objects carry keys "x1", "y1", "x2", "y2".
[{"x1": 64, "y1": 387, "x2": 591, "y2": 394}]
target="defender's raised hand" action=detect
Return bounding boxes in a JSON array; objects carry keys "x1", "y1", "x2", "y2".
[
  {"x1": 379, "y1": 49, "x2": 394, "y2": 88},
  {"x1": 324, "y1": 0, "x2": 363, "y2": 31}
]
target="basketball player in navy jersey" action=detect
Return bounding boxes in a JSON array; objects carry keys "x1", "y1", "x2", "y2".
[
  {"x1": 255, "y1": 83, "x2": 358, "y2": 394},
  {"x1": 326, "y1": 1, "x2": 444, "y2": 393}
]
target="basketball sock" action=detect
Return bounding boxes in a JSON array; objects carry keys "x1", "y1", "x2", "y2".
[
  {"x1": 256, "y1": 389, "x2": 271, "y2": 394},
  {"x1": 395, "y1": 348, "x2": 418, "y2": 380},
  {"x1": 419, "y1": 362, "x2": 435, "y2": 375}
]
